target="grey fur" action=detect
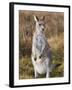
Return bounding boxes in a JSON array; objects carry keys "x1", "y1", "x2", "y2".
[{"x1": 31, "y1": 16, "x2": 54, "y2": 78}]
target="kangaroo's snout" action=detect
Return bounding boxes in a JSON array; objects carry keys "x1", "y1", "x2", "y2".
[
  {"x1": 42, "y1": 27, "x2": 44, "y2": 31},
  {"x1": 34, "y1": 57, "x2": 37, "y2": 61}
]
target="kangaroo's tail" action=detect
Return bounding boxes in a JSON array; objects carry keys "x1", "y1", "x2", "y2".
[{"x1": 50, "y1": 63, "x2": 61, "y2": 72}]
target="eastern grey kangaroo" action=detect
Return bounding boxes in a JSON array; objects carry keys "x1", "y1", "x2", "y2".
[{"x1": 31, "y1": 16, "x2": 55, "y2": 78}]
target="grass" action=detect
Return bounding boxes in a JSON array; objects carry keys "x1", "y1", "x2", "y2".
[
  {"x1": 19, "y1": 56, "x2": 34, "y2": 79},
  {"x1": 49, "y1": 34, "x2": 64, "y2": 77}
]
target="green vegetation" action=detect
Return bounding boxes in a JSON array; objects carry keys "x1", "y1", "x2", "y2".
[{"x1": 19, "y1": 56, "x2": 34, "y2": 79}]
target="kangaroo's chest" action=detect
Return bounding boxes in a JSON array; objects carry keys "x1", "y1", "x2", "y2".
[{"x1": 33, "y1": 33, "x2": 44, "y2": 51}]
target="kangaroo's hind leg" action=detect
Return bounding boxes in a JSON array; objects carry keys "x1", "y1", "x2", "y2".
[
  {"x1": 46, "y1": 65, "x2": 50, "y2": 78},
  {"x1": 46, "y1": 58, "x2": 50, "y2": 78},
  {"x1": 34, "y1": 69, "x2": 39, "y2": 78},
  {"x1": 31, "y1": 56, "x2": 39, "y2": 78}
]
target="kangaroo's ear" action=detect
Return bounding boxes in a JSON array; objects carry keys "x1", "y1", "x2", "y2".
[
  {"x1": 42, "y1": 16, "x2": 45, "y2": 20},
  {"x1": 34, "y1": 16, "x2": 39, "y2": 22}
]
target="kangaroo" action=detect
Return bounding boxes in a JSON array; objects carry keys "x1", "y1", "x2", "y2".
[{"x1": 31, "y1": 16, "x2": 55, "y2": 78}]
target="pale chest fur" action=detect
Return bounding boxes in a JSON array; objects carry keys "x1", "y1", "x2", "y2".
[{"x1": 32, "y1": 32, "x2": 45, "y2": 57}]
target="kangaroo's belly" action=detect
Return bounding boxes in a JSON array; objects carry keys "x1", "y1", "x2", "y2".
[
  {"x1": 36, "y1": 62, "x2": 47, "y2": 74},
  {"x1": 33, "y1": 58, "x2": 48, "y2": 74}
]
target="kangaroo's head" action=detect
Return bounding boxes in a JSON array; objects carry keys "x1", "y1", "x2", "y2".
[{"x1": 34, "y1": 16, "x2": 45, "y2": 33}]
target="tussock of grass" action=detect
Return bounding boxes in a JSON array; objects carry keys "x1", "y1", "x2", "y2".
[
  {"x1": 48, "y1": 33, "x2": 64, "y2": 50},
  {"x1": 19, "y1": 57, "x2": 34, "y2": 79}
]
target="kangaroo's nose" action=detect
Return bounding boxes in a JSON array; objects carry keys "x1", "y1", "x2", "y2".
[
  {"x1": 42, "y1": 25, "x2": 45, "y2": 31},
  {"x1": 42, "y1": 27, "x2": 44, "y2": 31},
  {"x1": 34, "y1": 57, "x2": 37, "y2": 61}
]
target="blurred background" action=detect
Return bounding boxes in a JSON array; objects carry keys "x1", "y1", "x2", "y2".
[{"x1": 19, "y1": 10, "x2": 64, "y2": 79}]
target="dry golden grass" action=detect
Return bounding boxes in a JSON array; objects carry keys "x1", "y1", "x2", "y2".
[
  {"x1": 48, "y1": 33, "x2": 64, "y2": 50},
  {"x1": 19, "y1": 56, "x2": 34, "y2": 79}
]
